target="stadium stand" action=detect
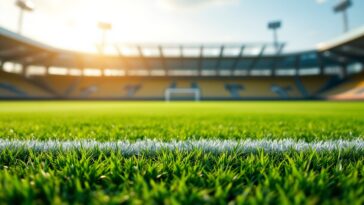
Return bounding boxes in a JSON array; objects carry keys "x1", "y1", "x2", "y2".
[
  {"x1": 0, "y1": 71, "x2": 52, "y2": 98},
  {"x1": 29, "y1": 75, "x2": 80, "y2": 97},
  {"x1": 324, "y1": 72, "x2": 364, "y2": 100},
  {"x1": 0, "y1": 26, "x2": 363, "y2": 100},
  {"x1": 299, "y1": 76, "x2": 332, "y2": 97},
  {"x1": 134, "y1": 79, "x2": 170, "y2": 98},
  {"x1": 225, "y1": 78, "x2": 301, "y2": 99},
  {"x1": 69, "y1": 77, "x2": 136, "y2": 99}
]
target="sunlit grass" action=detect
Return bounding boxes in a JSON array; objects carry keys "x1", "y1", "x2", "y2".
[
  {"x1": 0, "y1": 101, "x2": 364, "y2": 204},
  {"x1": 0, "y1": 101, "x2": 363, "y2": 141}
]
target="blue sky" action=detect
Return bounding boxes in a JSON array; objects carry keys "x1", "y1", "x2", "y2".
[{"x1": 0, "y1": 0, "x2": 363, "y2": 53}]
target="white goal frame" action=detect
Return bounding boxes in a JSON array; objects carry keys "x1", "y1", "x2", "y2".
[{"x1": 165, "y1": 88, "x2": 201, "y2": 101}]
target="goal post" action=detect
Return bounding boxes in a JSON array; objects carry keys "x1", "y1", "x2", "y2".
[{"x1": 165, "y1": 88, "x2": 201, "y2": 101}]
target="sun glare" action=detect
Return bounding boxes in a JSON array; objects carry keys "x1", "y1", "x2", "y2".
[{"x1": 38, "y1": 1, "x2": 159, "y2": 54}]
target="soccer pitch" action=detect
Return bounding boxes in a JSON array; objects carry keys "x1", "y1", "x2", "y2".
[{"x1": 1, "y1": 101, "x2": 364, "y2": 204}]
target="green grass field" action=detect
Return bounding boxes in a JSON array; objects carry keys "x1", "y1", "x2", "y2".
[{"x1": 1, "y1": 101, "x2": 364, "y2": 204}]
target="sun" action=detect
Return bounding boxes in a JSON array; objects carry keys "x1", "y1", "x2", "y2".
[{"x1": 38, "y1": 1, "x2": 155, "y2": 54}]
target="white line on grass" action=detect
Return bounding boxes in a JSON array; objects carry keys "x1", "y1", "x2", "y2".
[{"x1": 0, "y1": 139, "x2": 364, "y2": 154}]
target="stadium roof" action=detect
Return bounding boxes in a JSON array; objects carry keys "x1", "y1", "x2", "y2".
[
  {"x1": 317, "y1": 26, "x2": 364, "y2": 64},
  {"x1": 0, "y1": 26, "x2": 363, "y2": 75}
]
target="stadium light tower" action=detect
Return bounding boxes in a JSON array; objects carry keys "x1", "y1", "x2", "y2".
[
  {"x1": 97, "y1": 22, "x2": 112, "y2": 55},
  {"x1": 268, "y1": 21, "x2": 282, "y2": 53},
  {"x1": 333, "y1": 0, "x2": 352, "y2": 33},
  {"x1": 15, "y1": 0, "x2": 34, "y2": 34}
]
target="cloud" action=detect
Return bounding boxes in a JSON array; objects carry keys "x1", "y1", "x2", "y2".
[{"x1": 157, "y1": 0, "x2": 237, "y2": 10}]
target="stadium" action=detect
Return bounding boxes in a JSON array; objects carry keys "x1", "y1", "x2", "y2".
[
  {"x1": 1, "y1": 0, "x2": 364, "y2": 204},
  {"x1": 1, "y1": 25, "x2": 364, "y2": 100}
]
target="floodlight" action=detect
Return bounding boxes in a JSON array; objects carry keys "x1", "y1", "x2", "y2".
[
  {"x1": 267, "y1": 21, "x2": 282, "y2": 54},
  {"x1": 334, "y1": 0, "x2": 352, "y2": 13},
  {"x1": 268, "y1": 21, "x2": 281, "y2": 30},
  {"x1": 98, "y1": 22, "x2": 112, "y2": 31},
  {"x1": 97, "y1": 22, "x2": 112, "y2": 55},
  {"x1": 16, "y1": 0, "x2": 34, "y2": 11},
  {"x1": 333, "y1": 0, "x2": 352, "y2": 33},
  {"x1": 15, "y1": 0, "x2": 34, "y2": 34}
]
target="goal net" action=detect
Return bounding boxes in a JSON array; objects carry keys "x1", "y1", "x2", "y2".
[{"x1": 165, "y1": 88, "x2": 201, "y2": 101}]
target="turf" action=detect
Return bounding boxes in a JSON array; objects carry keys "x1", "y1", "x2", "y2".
[
  {"x1": 1, "y1": 101, "x2": 364, "y2": 141},
  {"x1": 0, "y1": 101, "x2": 364, "y2": 204}
]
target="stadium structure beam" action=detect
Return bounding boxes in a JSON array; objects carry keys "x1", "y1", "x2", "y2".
[
  {"x1": 342, "y1": 64, "x2": 348, "y2": 77},
  {"x1": 19, "y1": 52, "x2": 52, "y2": 65},
  {"x1": 355, "y1": 45, "x2": 364, "y2": 51},
  {"x1": 179, "y1": 45, "x2": 184, "y2": 71},
  {"x1": 316, "y1": 53, "x2": 325, "y2": 75},
  {"x1": 330, "y1": 49, "x2": 364, "y2": 64},
  {"x1": 179, "y1": 45, "x2": 183, "y2": 58},
  {"x1": 215, "y1": 45, "x2": 225, "y2": 70},
  {"x1": 0, "y1": 46, "x2": 27, "y2": 57},
  {"x1": 247, "y1": 45, "x2": 266, "y2": 75},
  {"x1": 321, "y1": 51, "x2": 348, "y2": 66},
  {"x1": 19, "y1": 62, "x2": 33, "y2": 76},
  {"x1": 0, "y1": 51, "x2": 35, "y2": 65},
  {"x1": 341, "y1": 45, "x2": 364, "y2": 56},
  {"x1": 39, "y1": 53, "x2": 60, "y2": 68},
  {"x1": 75, "y1": 54, "x2": 84, "y2": 70},
  {"x1": 114, "y1": 44, "x2": 131, "y2": 71},
  {"x1": 321, "y1": 51, "x2": 349, "y2": 77},
  {"x1": 271, "y1": 56, "x2": 283, "y2": 77},
  {"x1": 231, "y1": 46, "x2": 245, "y2": 72},
  {"x1": 0, "y1": 43, "x2": 17, "y2": 53},
  {"x1": 137, "y1": 46, "x2": 151, "y2": 74},
  {"x1": 198, "y1": 45, "x2": 204, "y2": 76},
  {"x1": 39, "y1": 53, "x2": 58, "y2": 76},
  {"x1": 158, "y1": 46, "x2": 167, "y2": 71},
  {"x1": 277, "y1": 44, "x2": 285, "y2": 55},
  {"x1": 1, "y1": 49, "x2": 52, "y2": 66},
  {"x1": 271, "y1": 44, "x2": 285, "y2": 76},
  {"x1": 294, "y1": 55, "x2": 301, "y2": 76}
]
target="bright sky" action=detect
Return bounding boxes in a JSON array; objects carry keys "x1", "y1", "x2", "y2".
[{"x1": 0, "y1": 0, "x2": 364, "y2": 53}]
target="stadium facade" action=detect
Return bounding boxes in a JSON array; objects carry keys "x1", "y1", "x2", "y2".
[{"x1": 0, "y1": 26, "x2": 363, "y2": 100}]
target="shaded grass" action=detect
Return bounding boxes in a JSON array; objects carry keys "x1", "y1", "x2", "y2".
[{"x1": 1, "y1": 150, "x2": 364, "y2": 204}]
